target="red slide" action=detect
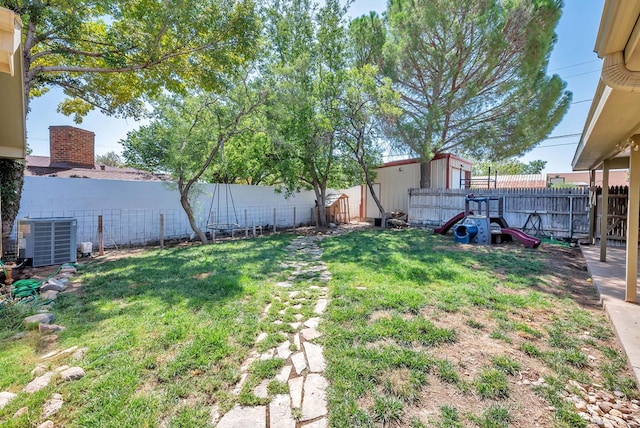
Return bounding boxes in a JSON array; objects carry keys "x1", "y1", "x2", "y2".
[
  {"x1": 434, "y1": 212, "x2": 465, "y2": 235},
  {"x1": 500, "y1": 228, "x2": 541, "y2": 249}
]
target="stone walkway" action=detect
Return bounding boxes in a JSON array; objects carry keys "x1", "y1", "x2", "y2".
[{"x1": 215, "y1": 234, "x2": 333, "y2": 428}]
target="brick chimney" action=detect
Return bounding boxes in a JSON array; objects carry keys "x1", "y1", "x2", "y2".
[{"x1": 49, "y1": 125, "x2": 95, "y2": 169}]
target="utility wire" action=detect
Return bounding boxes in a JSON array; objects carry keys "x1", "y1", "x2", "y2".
[{"x1": 549, "y1": 59, "x2": 599, "y2": 72}]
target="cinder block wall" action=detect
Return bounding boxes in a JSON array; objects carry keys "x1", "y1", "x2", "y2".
[{"x1": 49, "y1": 126, "x2": 95, "y2": 168}]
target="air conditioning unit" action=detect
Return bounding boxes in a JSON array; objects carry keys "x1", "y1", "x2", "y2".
[{"x1": 18, "y1": 218, "x2": 77, "y2": 267}]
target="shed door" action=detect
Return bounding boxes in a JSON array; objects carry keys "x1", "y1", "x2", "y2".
[
  {"x1": 451, "y1": 168, "x2": 462, "y2": 189},
  {"x1": 366, "y1": 183, "x2": 382, "y2": 218}
]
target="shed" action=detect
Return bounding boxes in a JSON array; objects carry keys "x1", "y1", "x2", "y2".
[
  {"x1": 363, "y1": 154, "x2": 472, "y2": 219},
  {"x1": 325, "y1": 193, "x2": 350, "y2": 224}
]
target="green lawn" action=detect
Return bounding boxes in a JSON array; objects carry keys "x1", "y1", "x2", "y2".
[{"x1": 0, "y1": 229, "x2": 636, "y2": 427}]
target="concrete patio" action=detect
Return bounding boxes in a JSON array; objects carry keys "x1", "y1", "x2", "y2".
[{"x1": 581, "y1": 245, "x2": 640, "y2": 385}]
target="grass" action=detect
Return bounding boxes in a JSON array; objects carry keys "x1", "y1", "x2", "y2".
[{"x1": 0, "y1": 228, "x2": 636, "y2": 427}]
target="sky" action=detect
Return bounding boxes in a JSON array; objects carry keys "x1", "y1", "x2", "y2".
[{"x1": 25, "y1": 0, "x2": 603, "y2": 174}]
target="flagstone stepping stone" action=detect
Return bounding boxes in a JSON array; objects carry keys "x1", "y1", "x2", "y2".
[
  {"x1": 37, "y1": 421, "x2": 54, "y2": 428},
  {"x1": 38, "y1": 323, "x2": 65, "y2": 333},
  {"x1": 260, "y1": 350, "x2": 274, "y2": 360},
  {"x1": 31, "y1": 364, "x2": 47, "y2": 376},
  {"x1": 294, "y1": 314, "x2": 304, "y2": 321},
  {"x1": 40, "y1": 290, "x2": 59, "y2": 300},
  {"x1": 289, "y1": 376, "x2": 304, "y2": 408},
  {"x1": 232, "y1": 373, "x2": 248, "y2": 395},
  {"x1": 276, "y1": 281, "x2": 293, "y2": 288},
  {"x1": 305, "y1": 418, "x2": 328, "y2": 428},
  {"x1": 253, "y1": 379, "x2": 269, "y2": 398},
  {"x1": 24, "y1": 372, "x2": 54, "y2": 393},
  {"x1": 42, "y1": 393, "x2": 63, "y2": 418},
  {"x1": 289, "y1": 322, "x2": 301, "y2": 330},
  {"x1": 314, "y1": 299, "x2": 328, "y2": 314},
  {"x1": 293, "y1": 333, "x2": 301, "y2": 349},
  {"x1": 301, "y1": 328, "x2": 322, "y2": 341},
  {"x1": 291, "y1": 352, "x2": 307, "y2": 375},
  {"x1": 216, "y1": 405, "x2": 266, "y2": 428},
  {"x1": 304, "y1": 342, "x2": 326, "y2": 373},
  {"x1": 13, "y1": 406, "x2": 28, "y2": 418},
  {"x1": 270, "y1": 394, "x2": 295, "y2": 428},
  {"x1": 276, "y1": 365, "x2": 292, "y2": 383},
  {"x1": 277, "y1": 341, "x2": 292, "y2": 360},
  {"x1": 289, "y1": 291, "x2": 300, "y2": 298},
  {"x1": 256, "y1": 332, "x2": 268, "y2": 343},
  {"x1": 301, "y1": 373, "x2": 328, "y2": 421},
  {"x1": 0, "y1": 392, "x2": 16, "y2": 410},
  {"x1": 60, "y1": 366, "x2": 85, "y2": 382},
  {"x1": 292, "y1": 304, "x2": 303, "y2": 310},
  {"x1": 304, "y1": 317, "x2": 320, "y2": 329}
]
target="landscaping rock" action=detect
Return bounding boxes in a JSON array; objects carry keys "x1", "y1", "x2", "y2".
[
  {"x1": 37, "y1": 421, "x2": 54, "y2": 428},
  {"x1": 13, "y1": 406, "x2": 28, "y2": 418},
  {"x1": 289, "y1": 376, "x2": 303, "y2": 408},
  {"x1": 71, "y1": 347, "x2": 88, "y2": 361},
  {"x1": 0, "y1": 392, "x2": 17, "y2": 410},
  {"x1": 60, "y1": 366, "x2": 85, "y2": 382},
  {"x1": 31, "y1": 364, "x2": 48, "y2": 377},
  {"x1": 42, "y1": 393, "x2": 63, "y2": 418},
  {"x1": 303, "y1": 317, "x2": 320, "y2": 328},
  {"x1": 301, "y1": 327, "x2": 321, "y2": 341},
  {"x1": 304, "y1": 342, "x2": 326, "y2": 373},
  {"x1": 10, "y1": 332, "x2": 27, "y2": 340},
  {"x1": 291, "y1": 352, "x2": 306, "y2": 375},
  {"x1": 40, "y1": 290, "x2": 59, "y2": 300},
  {"x1": 24, "y1": 372, "x2": 54, "y2": 393},
  {"x1": 39, "y1": 323, "x2": 66, "y2": 333},
  {"x1": 253, "y1": 380, "x2": 269, "y2": 399},
  {"x1": 23, "y1": 313, "x2": 54, "y2": 328},
  {"x1": 40, "y1": 279, "x2": 66, "y2": 292},
  {"x1": 304, "y1": 418, "x2": 328, "y2": 428}
]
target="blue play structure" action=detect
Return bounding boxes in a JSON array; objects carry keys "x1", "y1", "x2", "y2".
[{"x1": 443, "y1": 194, "x2": 540, "y2": 248}]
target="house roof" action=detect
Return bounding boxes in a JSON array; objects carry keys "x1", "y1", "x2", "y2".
[
  {"x1": 471, "y1": 174, "x2": 547, "y2": 189},
  {"x1": 25, "y1": 155, "x2": 167, "y2": 181},
  {"x1": 573, "y1": 0, "x2": 640, "y2": 171}
]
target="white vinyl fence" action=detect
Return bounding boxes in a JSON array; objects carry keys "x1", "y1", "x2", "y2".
[{"x1": 10, "y1": 177, "x2": 362, "y2": 251}]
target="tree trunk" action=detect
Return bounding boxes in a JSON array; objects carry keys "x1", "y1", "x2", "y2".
[
  {"x1": 420, "y1": 160, "x2": 432, "y2": 188},
  {"x1": 314, "y1": 186, "x2": 328, "y2": 228},
  {"x1": 361, "y1": 162, "x2": 386, "y2": 227},
  {"x1": 0, "y1": 159, "x2": 25, "y2": 256},
  {"x1": 180, "y1": 193, "x2": 208, "y2": 243}
]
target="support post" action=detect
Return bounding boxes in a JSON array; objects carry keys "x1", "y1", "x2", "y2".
[
  {"x1": 626, "y1": 137, "x2": 640, "y2": 303},
  {"x1": 252, "y1": 222, "x2": 256, "y2": 237},
  {"x1": 245, "y1": 209, "x2": 248, "y2": 238},
  {"x1": 588, "y1": 169, "x2": 597, "y2": 244},
  {"x1": 600, "y1": 160, "x2": 610, "y2": 262},
  {"x1": 211, "y1": 212, "x2": 216, "y2": 242},
  {"x1": 98, "y1": 215, "x2": 104, "y2": 256},
  {"x1": 159, "y1": 213, "x2": 164, "y2": 248},
  {"x1": 293, "y1": 207, "x2": 297, "y2": 230},
  {"x1": 273, "y1": 208, "x2": 277, "y2": 233}
]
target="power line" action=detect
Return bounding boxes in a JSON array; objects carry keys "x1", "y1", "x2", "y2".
[
  {"x1": 549, "y1": 59, "x2": 599, "y2": 72},
  {"x1": 544, "y1": 132, "x2": 581, "y2": 140},
  {"x1": 535, "y1": 141, "x2": 579, "y2": 149},
  {"x1": 571, "y1": 99, "x2": 592, "y2": 105},
  {"x1": 563, "y1": 69, "x2": 600, "y2": 79}
]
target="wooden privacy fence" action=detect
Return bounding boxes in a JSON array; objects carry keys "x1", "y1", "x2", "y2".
[
  {"x1": 408, "y1": 187, "x2": 590, "y2": 239},
  {"x1": 594, "y1": 186, "x2": 633, "y2": 245}
]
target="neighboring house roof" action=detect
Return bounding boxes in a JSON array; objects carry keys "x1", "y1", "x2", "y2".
[
  {"x1": 471, "y1": 174, "x2": 547, "y2": 189},
  {"x1": 24, "y1": 155, "x2": 168, "y2": 181},
  {"x1": 548, "y1": 170, "x2": 628, "y2": 187}
]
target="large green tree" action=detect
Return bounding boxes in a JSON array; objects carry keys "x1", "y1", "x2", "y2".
[
  {"x1": 264, "y1": 0, "x2": 356, "y2": 226},
  {"x1": 0, "y1": 0, "x2": 259, "y2": 252},
  {"x1": 358, "y1": 0, "x2": 571, "y2": 188},
  {"x1": 472, "y1": 158, "x2": 547, "y2": 175}
]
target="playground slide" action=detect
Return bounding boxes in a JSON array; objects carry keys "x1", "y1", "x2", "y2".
[
  {"x1": 434, "y1": 212, "x2": 465, "y2": 235},
  {"x1": 500, "y1": 228, "x2": 541, "y2": 249}
]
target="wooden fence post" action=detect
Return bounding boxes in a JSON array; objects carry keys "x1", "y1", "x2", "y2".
[{"x1": 98, "y1": 215, "x2": 104, "y2": 256}]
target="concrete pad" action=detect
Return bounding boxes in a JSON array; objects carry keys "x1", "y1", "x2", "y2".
[
  {"x1": 303, "y1": 342, "x2": 326, "y2": 373},
  {"x1": 291, "y1": 352, "x2": 307, "y2": 375},
  {"x1": 582, "y1": 246, "x2": 640, "y2": 383},
  {"x1": 269, "y1": 394, "x2": 295, "y2": 428},
  {"x1": 301, "y1": 373, "x2": 328, "y2": 421},
  {"x1": 289, "y1": 376, "x2": 304, "y2": 408},
  {"x1": 216, "y1": 405, "x2": 266, "y2": 428}
]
